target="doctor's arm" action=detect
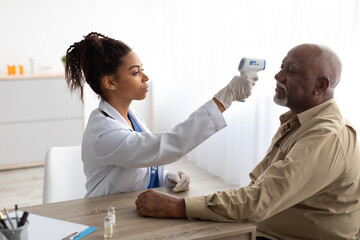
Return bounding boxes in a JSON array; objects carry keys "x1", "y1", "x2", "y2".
[
  {"x1": 212, "y1": 97, "x2": 225, "y2": 113},
  {"x1": 95, "y1": 74, "x2": 258, "y2": 168}
]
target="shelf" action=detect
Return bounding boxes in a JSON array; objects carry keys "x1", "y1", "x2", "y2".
[{"x1": 0, "y1": 73, "x2": 65, "y2": 81}]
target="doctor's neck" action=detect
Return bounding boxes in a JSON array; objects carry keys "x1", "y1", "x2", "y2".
[{"x1": 107, "y1": 97, "x2": 132, "y2": 122}]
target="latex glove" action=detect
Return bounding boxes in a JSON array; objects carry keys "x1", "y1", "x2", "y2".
[
  {"x1": 164, "y1": 171, "x2": 190, "y2": 192},
  {"x1": 214, "y1": 74, "x2": 258, "y2": 110}
]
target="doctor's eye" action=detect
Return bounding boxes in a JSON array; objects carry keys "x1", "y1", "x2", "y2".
[{"x1": 132, "y1": 68, "x2": 145, "y2": 76}]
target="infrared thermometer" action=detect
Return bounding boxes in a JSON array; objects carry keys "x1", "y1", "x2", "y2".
[
  {"x1": 238, "y1": 57, "x2": 266, "y2": 102},
  {"x1": 238, "y1": 58, "x2": 266, "y2": 76}
]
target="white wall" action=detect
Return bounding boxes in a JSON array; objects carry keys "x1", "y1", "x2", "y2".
[
  {"x1": 1, "y1": 0, "x2": 359, "y2": 127},
  {"x1": 0, "y1": 0, "x2": 161, "y2": 123}
]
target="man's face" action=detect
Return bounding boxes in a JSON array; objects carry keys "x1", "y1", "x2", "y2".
[{"x1": 273, "y1": 45, "x2": 321, "y2": 114}]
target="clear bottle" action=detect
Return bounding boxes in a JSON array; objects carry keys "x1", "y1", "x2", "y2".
[
  {"x1": 104, "y1": 215, "x2": 113, "y2": 238},
  {"x1": 107, "y1": 206, "x2": 116, "y2": 226}
]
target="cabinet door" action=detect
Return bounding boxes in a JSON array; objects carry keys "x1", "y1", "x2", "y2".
[
  {"x1": 0, "y1": 78, "x2": 82, "y2": 123},
  {"x1": 0, "y1": 77, "x2": 83, "y2": 168},
  {"x1": 0, "y1": 119, "x2": 82, "y2": 165}
]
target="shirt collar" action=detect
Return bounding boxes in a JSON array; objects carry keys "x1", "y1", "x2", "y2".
[
  {"x1": 279, "y1": 98, "x2": 336, "y2": 126},
  {"x1": 297, "y1": 98, "x2": 336, "y2": 125}
]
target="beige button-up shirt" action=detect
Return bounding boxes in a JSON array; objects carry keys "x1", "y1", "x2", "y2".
[{"x1": 185, "y1": 99, "x2": 360, "y2": 240}]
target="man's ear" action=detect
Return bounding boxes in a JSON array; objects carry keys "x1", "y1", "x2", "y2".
[
  {"x1": 314, "y1": 76, "x2": 330, "y2": 95},
  {"x1": 102, "y1": 75, "x2": 116, "y2": 91}
]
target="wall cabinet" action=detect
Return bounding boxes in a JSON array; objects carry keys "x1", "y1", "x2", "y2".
[{"x1": 0, "y1": 74, "x2": 83, "y2": 169}]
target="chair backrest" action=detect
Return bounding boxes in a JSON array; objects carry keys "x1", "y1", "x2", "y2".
[{"x1": 43, "y1": 146, "x2": 87, "y2": 204}]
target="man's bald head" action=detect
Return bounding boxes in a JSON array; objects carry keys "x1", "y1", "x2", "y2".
[
  {"x1": 274, "y1": 44, "x2": 342, "y2": 113},
  {"x1": 290, "y1": 44, "x2": 342, "y2": 92}
]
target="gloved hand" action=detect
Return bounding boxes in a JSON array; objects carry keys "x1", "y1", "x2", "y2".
[
  {"x1": 214, "y1": 74, "x2": 258, "y2": 110},
  {"x1": 164, "y1": 170, "x2": 190, "y2": 192}
]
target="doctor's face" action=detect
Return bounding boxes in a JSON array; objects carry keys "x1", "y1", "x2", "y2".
[{"x1": 113, "y1": 51, "x2": 149, "y2": 101}]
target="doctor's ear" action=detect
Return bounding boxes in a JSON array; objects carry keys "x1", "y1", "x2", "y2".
[{"x1": 102, "y1": 75, "x2": 117, "y2": 91}]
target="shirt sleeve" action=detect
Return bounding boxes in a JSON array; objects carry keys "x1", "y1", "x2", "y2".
[
  {"x1": 185, "y1": 128, "x2": 346, "y2": 222},
  {"x1": 93, "y1": 99, "x2": 227, "y2": 168}
]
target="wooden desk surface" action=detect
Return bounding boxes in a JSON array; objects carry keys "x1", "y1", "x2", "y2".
[{"x1": 22, "y1": 187, "x2": 256, "y2": 240}]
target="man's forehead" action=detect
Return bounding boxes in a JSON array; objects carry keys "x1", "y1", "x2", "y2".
[
  {"x1": 282, "y1": 52, "x2": 302, "y2": 65},
  {"x1": 283, "y1": 45, "x2": 317, "y2": 65},
  {"x1": 290, "y1": 44, "x2": 321, "y2": 58}
]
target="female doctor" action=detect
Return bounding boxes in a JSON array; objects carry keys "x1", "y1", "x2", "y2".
[{"x1": 65, "y1": 32, "x2": 257, "y2": 198}]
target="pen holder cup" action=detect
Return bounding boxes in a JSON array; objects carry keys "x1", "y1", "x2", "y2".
[{"x1": 0, "y1": 218, "x2": 28, "y2": 240}]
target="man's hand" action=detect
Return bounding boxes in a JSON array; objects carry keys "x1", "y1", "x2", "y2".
[{"x1": 135, "y1": 189, "x2": 186, "y2": 218}]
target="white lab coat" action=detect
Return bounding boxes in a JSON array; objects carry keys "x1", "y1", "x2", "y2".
[{"x1": 82, "y1": 99, "x2": 226, "y2": 198}]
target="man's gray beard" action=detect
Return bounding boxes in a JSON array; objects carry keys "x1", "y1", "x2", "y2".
[{"x1": 273, "y1": 93, "x2": 288, "y2": 106}]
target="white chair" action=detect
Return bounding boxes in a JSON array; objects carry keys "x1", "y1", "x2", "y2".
[{"x1": 43, "y1": 146, "x2": 87, "y2": 204}]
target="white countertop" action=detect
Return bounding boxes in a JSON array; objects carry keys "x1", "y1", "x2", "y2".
[{"x1": 0, "y1": 73, "x2": 65, "y2": 81}]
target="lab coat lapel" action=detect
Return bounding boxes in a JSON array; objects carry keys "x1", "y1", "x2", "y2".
[
  {"x1": 99, "y1": 99, "x2": 132, "y2": 130},
  {"x1": 128, "y1": 108, "x2": 150, "y2": 133},
  {"x1": 99, "y1": 99, "x2": 150, "y2": 133}
]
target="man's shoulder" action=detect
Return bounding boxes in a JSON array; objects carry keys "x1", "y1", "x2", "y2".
[
  {"x1": 293, "y1": 101, "x2": 359, "y2": 147},
  {"x1": 303, "y1": 100, "x2": 348, "y2": 129}
]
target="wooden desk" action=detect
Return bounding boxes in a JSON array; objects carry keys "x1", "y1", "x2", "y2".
[{"x1": 22, "y1": 187, "x2": 256, "y2": 240}]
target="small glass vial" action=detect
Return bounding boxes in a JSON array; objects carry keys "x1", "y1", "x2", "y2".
[
  {"x1": 107, "y1": 206, "x2": 116, "y2": 225},
  {"x1": 104, "y1": 215, "x2": 113, "y2": 238}
]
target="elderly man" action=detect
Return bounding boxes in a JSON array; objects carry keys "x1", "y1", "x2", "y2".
[{"x1": 135, "y1": 44, "x2": 360, "y2": 240}]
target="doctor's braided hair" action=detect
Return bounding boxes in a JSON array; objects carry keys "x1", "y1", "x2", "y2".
[{"x1": 65, "y1": 32, "x2": 132, "y2": 101}]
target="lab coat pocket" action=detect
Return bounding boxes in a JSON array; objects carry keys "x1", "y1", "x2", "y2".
[{"x1": 107, "y1": 167, "x2": 148, "y2": 193}]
